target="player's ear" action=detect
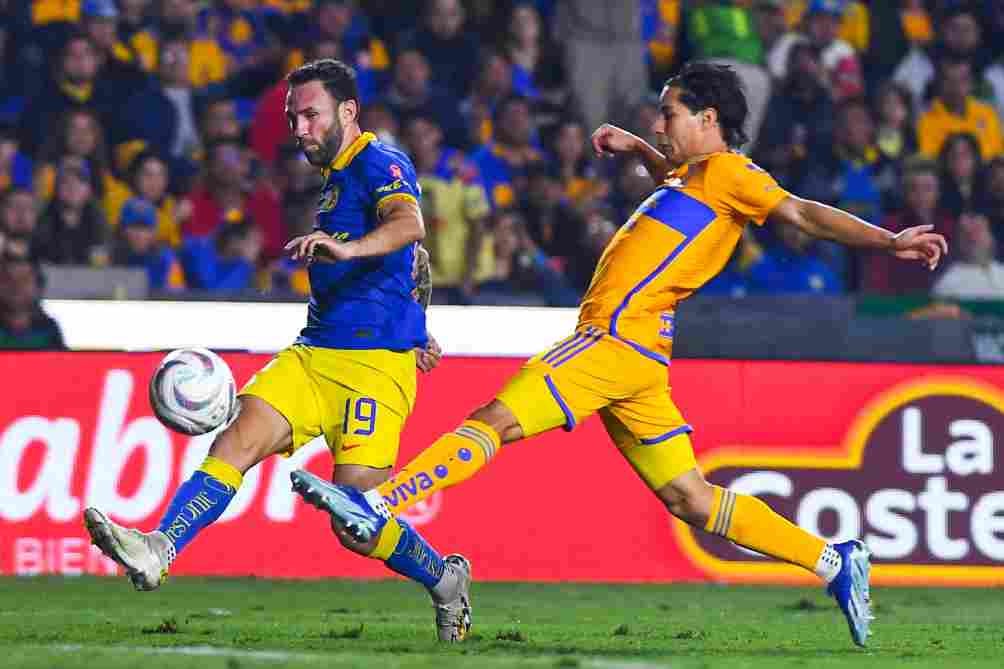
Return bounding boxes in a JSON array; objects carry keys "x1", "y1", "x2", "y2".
[
  {"x1": 702, "y1": 107, "x2": 718, "y2": 129},
  {"x1": 339, "y1": 99, "x2": 359, "y2": 124}
]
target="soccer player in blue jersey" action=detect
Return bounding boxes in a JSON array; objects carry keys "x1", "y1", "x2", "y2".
[{"x1": 83, "y1": 59, "x2": 473, "y2": 642}]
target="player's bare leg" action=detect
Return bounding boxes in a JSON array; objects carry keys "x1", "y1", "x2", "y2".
[
  {"x1": 84, "y1": 396, "x2": 291, "y2": 590},
  {"x1": 655, "y1": 468, "x2": 873, "y2": 646}
]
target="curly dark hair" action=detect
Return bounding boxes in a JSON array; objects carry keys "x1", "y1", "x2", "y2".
[
  {"x1": 286, "y1": 58, "x2": 359, "y2": 104},
  {"x1": 665, "y1": 62, "x2": 749, "y2": 149}
]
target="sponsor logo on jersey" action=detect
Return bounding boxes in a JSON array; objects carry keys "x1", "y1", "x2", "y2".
[{"x1": 318, "y1": 185, "x2": 339, "y2": 212}]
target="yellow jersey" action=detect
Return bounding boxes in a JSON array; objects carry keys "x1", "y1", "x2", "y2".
[{"x1": 578, "y1": 152, "x2": 789, "y2": 364}]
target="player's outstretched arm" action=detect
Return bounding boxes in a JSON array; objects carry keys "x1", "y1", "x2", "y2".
[
  {"x1": 285, "y1": 197, "x2": 426, "y2": 263},
  {"x1": 770, "y1": 195, "x2": 949, "y2": 270},
  {"x1": 591, "y1": 123, "x2": 672, "y2": 185}
]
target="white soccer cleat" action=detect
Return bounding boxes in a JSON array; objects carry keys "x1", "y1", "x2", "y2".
[
  {"x1": 435, "y1": 554, "x2": 473, "y2": 642},
  {"x1": 83, "y1": 508, "x2": 175, "y2": 591}
]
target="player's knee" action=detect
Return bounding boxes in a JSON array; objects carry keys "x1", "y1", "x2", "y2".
[
  {"x1": 469, "y1": 400, "x2": 522, "y2": 443},
  {"x1": 209, "y1": 397, "x2": 291, "y2": 472},
  {"x1": 657, "y1": 477, "x2": 714, "y2": 527}
]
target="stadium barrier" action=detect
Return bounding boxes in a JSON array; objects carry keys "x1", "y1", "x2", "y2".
[{"x1": 2, "y1": 351, "x2": 1002, "y2": 585}]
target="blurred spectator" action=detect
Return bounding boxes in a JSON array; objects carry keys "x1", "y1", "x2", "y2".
[
  {"x1": 520, "y1": 160, "x2": 589, "y2": 272},
  {"x1": 470, "y1": 95, "x2": 542, "y2": 210},
  {"x1": 118, "y1": 1, "x2": 157, "y2": 72},
  {"x1": 181, "y1": 219, "x2": 261, "y2": 293},
  {"x1": 0, "y1": 253, "x2": 66, "y2": 350},
  {"x1": 120, "y1": 38, "x2": 204, "y2": 170},
  {"x1": 642, "y1": 0, "x2": 680, "y2": 87},
  {"x1": 184, "y1": 139, "x2": 283, "y2": 259},
  {"x1": 610, "y1": 156, "x2": 655, "y2": 222},
  {"x1": 769, "y1": 0, "x2": 864, "y2": 102},
  {"x1": 32, "y1": 157, "x2": 109, "y2": 266},
  {"x1": 157, "y1": 0, "x2": 229, "y2": 87},
  {"x1": 403, "y1": 116, "x2": 492, "y2": 304},
  {"x1": 505, "y1": 3, "x2": 566, "y2": 103},
  {"x1": 399, "y1": 0, "x2": 480, "y2": 100},
  {"x1": 978, "y1": 157, "x2": 1004, "y2": 255},
  {"x1": 861, "y1": 159, "x2": 954, "y2": 296},
  {"x1": 34, "y1": 108, "x2": 114, "y2": 202},
  {"x1": 0, "y1": 187, "x2": 38, "y2": 240},
  {"x1": 381, "y1": 48, "x2": 466, "y2": 149},
  {"x1": 554, "y1": 0, "x2": 645, "y2": 133},
  {"x1": 474, "y1": 208, "x2": 578, "y2": 307},
  {"x1": 783, "y1": 0, "x2": 871, "y2": 54},
  {"x1": 105, "y1": 151, "x2": 186, "y2": 247},
  {"x1": 754, "y1": 0, "x2": 790, "y2": 81},
  {"x1": 199, "y1": 96, "x2": 243, "y2": 144},
  {"x1": 80, "y1": 0, "x2": 150, "y2": 89},
  {"x1": 873, "y1": 80, "x2": 917, "y2": 163},
  {"x1": 286, "y1": 0, "x2": 390, "y2": 102},
  {"x1": 756, "y1": 42, "x2": 834, "y2": 188},
  {"x1": 683, "y1": 1, "x2": 771, "y2": 146},
  {"x1": 894, "y1": 5, "x2": 984, "y2": 115},
  {"x1": 799, "y1": 99, "x2": 895, "y2": 228},
  {"x1": 111, "y1": 197, "x2": 185, "y2": 292},
  {"x1": 917, "y1": 57, "x2": 1004, "y2": 161},
  {"x1": 932, "y1": 212, "x2": 1004, "y2": 300},
  {"x1": 460, "y1": 49, "x2": 515, "y2": 148},
  {"x1": 198, "y1": 0, "x2": 274, "y2": 72},
  {"x1": 747, "y1": 221, "x2": 843, "y2": 295},
  {"x1": 899, "y1": 0, "x2": 933, "y2": 48},
  {"x1": 0, "y1": 124, "x2": 33, "y2": 191},
  {"x1": 938, "y1": 133, "x2": 982, "y2": 217},
  {"x1": 549, "y1": 117, "x2": 608, "y2": 210},
  {"x1": 361, "y1": 102, "x2": 400, "y2": 147},
  {"x1": 19, "y1": 32, "x2": 119, "y2": 155}
]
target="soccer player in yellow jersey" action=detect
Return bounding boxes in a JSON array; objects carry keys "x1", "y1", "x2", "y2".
[{"x1": 291, "y1": 63, "x2": 948, "y2": 647}]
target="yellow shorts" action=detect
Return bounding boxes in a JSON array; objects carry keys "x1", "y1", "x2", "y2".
[
  {"x1": 496, "y1": 326, "x2": 696, "y2": 490},
  {"x1": 240, "y1": 344, "x2": 416, "y2": 468}
]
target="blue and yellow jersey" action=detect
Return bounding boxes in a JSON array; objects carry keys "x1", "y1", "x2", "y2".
[
  {"x1": 297, "y1": 131, "x2": 427, "y2": 352},
  {"x1": 578, "y1": 152, "x2": 789, "y2": 363}
]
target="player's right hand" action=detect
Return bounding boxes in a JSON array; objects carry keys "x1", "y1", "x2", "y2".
[
  {"x1": 591, "y1": 124, "x2": 640, "y2": 158},
  {"x1": 285, "y1": 231, "x2": 356, "y2": 263}
]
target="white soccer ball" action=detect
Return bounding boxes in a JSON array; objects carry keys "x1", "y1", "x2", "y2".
[{"x1": 149, "y1": 348, "x2": 238, "y2": 435}]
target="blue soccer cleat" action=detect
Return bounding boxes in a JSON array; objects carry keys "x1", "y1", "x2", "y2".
[
  {"x1": 827, "y1": 539, "x2": 874, "y2": 647},
  {"x1": 290, "y1": 470, "x2": 389, "y2": 543}
]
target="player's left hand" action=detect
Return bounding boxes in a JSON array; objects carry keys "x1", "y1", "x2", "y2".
[
  {"x1": 416, "y1": 335, "x2": 442, "y2": 373},
  {"x1": 284, "y1": 231, "x2": 358, "y2": 263},
  {"x1": 890, "y1": 224, "x2": 949, "y2": 271}
]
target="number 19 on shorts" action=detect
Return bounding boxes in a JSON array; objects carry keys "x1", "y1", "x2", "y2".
[{"x1": 343, "y1": 397, "x2": 377, "y2": 436}]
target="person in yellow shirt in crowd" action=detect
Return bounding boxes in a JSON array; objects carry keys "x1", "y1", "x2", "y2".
[
  {"x1": 403, "y1": 115, "x2": 493, "y2": 304},
  {"x1": 918, "y1": 56, "x2": 1004, "y2": 161}
]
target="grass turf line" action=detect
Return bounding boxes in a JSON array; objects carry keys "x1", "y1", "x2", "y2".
[{"x1": 2, "y1": 577, "x2": 1002, "y2": 668}]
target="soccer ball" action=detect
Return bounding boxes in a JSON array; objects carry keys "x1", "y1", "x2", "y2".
[{"x1": 149, "y1": 348, "x2": 238, "y2": 435}]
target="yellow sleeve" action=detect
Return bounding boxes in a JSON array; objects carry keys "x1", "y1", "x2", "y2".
[
  {"x1": 915, "y1": 111, "x2": 940, "y2": 157},
  {"x1": 34, "y1": 164, "x2": 56, "y2": 201},
  {"x1": 158, "y1": 198, "x2": 182, "y2": 247},
  {"x1": 711, "y1": 154, "x2": 790, "y2": 226},
  {"x1": 131, "y1": 31, "x2": 159, "y2": 72},
  {"x1": 987, "y1": 110, "x2": 1004, "y2": 158},
  {"x1": 190, "y1": 40, "x2": 228, "y2": 87},
  {"x1": 102, "y1": 174, "x2": 132, "y2": 227},
  {"x1": 839, "y1": 3, "x2": 869, "y2": 53},
  {"x1": 369, "y1": 39, "x2": 390, "y2": 71}
]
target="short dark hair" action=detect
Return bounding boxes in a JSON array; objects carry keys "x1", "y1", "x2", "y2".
[
  {"x1": 665, "y1": 62, "x2": 749, "y2": 149},
  {"x1": 286, "y1": 58, "x2": 359, "y2": 105}
]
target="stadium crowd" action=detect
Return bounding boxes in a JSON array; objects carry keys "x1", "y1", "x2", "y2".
[{"x1": 1, "y1": 0, "x2": 1004, "y2": 329}]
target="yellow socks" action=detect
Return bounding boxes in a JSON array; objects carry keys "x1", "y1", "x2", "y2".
[
  {"x1": 705, "y1": 485, "x2": 827, "y2": 573},
  {"x1": 375, "y1": 420, "x2": 501, "y2": 514}
]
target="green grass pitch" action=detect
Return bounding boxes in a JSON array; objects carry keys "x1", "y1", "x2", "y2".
[{"x1": 2, "y1": 577, "x2": 1002, "y2": 668}]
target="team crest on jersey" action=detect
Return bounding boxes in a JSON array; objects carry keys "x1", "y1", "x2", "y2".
[{"x1": 318, "y1": 185, "x2": 340, "y2": 211}]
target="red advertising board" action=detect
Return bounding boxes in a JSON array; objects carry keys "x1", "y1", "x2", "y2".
[{"x1": 1, "y1": 353, "x2": 1002, "y2": 585}]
